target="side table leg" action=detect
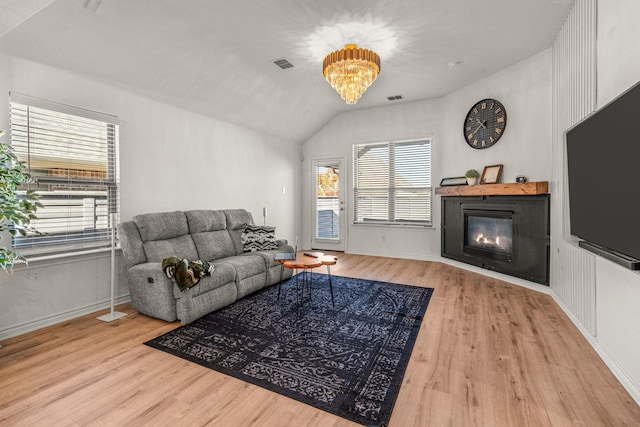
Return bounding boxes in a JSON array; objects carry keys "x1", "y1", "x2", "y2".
[
  {"x1": 327, "y1": 265, "x2": 335, "y2": 307},
  {"x1": 277, "y1": 264, "x2": 284, "y2": 300}
]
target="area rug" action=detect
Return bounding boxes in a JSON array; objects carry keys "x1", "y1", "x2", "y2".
[{"x1": 144, "y1": 274, "x2": 433, "y2": 427}]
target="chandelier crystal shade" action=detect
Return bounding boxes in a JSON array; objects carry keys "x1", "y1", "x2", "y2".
[{"x1": 323, "y1": 44, "x2": 380, "y2": 105}]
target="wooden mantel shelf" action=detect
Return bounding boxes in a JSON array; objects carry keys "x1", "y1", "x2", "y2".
[{"x1": 435, "y1": 181, "x2": 549, "y2": 196}]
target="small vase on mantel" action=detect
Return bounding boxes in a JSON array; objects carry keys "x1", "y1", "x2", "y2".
[{"x1": 465, "y1": 169, "x2": 480, "y2": 185}]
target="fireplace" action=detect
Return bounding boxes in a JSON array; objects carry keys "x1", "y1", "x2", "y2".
[
  {"x1": 441, "y1": 195, "x2": 549, "y2": 285},
  {"x1": 465, "y1": 210, "x2": 513, "y2": 261}
]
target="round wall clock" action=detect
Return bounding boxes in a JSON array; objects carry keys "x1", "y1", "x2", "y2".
[{"x1": 463, "y1": 98, "x2": 507, "y2": 149}]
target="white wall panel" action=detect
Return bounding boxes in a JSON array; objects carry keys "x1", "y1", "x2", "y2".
[
  {"x1": 551, "y1": 0, "x2": 597, "y2": 335},
  {"x1": 552, "y1": 0, "x2": 640, "y2": 403}
]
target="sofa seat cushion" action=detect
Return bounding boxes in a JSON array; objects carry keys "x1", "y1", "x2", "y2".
[
  {"x1": 220, "y1": 254, "x2": 268, "y2": 298},
  {"x1": 175, "y1": 261, "x2": 236, "y2": 298},
  {"x1": 221, "y1": 254, "x2": 266, "y2": 279}
]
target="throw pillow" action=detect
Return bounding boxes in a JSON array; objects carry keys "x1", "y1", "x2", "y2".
[{"x1": 241, "y1": 224, "x2": 278, "y2": 252}]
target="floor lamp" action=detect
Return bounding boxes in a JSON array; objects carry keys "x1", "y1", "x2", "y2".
[{"x1": 97, "y1": 213, "x2": 127, "y2": 322}]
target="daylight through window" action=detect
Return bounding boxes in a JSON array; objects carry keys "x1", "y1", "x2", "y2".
[{"x1": 353, "y1": 138, "x2": 432, "y2": 226}]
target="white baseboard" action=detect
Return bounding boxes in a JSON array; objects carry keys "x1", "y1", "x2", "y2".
[
  {"x1": 0, "y1": 294, "x2": 130, "y2": 341},
  {"x1": 345, "y1": 248, "x2": 440, "y2": 262}
]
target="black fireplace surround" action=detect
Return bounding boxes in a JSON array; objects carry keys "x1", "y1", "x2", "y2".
[{"x1": 441, "y1": 195, "x2": 550, "y2": 285}]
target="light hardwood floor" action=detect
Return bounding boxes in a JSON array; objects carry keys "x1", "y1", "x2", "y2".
[{"x1": 1, "y1": 254, "x2": 639, "y2": 426}]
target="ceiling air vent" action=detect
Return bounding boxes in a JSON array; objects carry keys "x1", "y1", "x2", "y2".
[
  {"x1": 272, "y1": 58, "x2": 295, "y2": 70},
  {"x1": 387, "y1": 95, "x2": 404, "y2": 101}
]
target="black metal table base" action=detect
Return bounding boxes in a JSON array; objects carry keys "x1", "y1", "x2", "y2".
[{"x1": 277, "y1": 264, "x2": 334, "y2": 307}]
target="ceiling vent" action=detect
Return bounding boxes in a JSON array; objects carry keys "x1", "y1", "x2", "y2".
[
  {"x1": 387, "y1": 95, "x2": 404, "y2": 101},
  {"x1": 272, "y1": 58, "x2": 295, "y2": 70}
]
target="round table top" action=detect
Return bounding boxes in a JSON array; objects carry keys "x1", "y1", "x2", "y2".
[
  {"x1": 318, "y1": 255, "x2": 338, "y2": 265},
  {"x1": 277, "y1": 253, "x2": 338, "y2": 269},
  {"x1": 281, "y1": 256, "x2": 322, "y2": 269}
]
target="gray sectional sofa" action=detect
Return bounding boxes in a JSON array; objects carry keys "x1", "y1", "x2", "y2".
[{"x1": 118, "y1": 209, "x2": 294, "y2": 324}]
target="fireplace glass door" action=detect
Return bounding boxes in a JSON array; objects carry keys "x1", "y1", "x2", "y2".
[{"x1": 464, "y1": 210, "x2": 513, "y2": 261}]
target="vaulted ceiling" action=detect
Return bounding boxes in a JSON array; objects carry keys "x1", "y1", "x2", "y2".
[{"x1": 0, "y1": 0, "x2": 574, "y2": 143}]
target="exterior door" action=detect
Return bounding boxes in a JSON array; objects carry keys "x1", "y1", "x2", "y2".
[{"x1": 311, "y1": 158, "x2": 345, "y2": 252}]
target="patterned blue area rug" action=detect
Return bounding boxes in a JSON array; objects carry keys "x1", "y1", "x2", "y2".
[{"x1": 144, "y1": 274, "x2": 433, "y2": 427}]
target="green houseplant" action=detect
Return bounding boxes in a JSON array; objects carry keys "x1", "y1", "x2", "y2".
[
  {"x1": 0, "y1": 129, "x2": 42, "y2": 272},
  {"x1": 465, "y1": 169, "x2": 480, "y2": 185}
]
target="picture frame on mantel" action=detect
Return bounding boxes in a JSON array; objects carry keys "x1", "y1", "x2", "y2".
[
  {"x1": 440, "y1": 176, "x2": 468, "y2": 186},
  {"x1": 481, "y1": 164, "x2": 503, "y2": 184}
]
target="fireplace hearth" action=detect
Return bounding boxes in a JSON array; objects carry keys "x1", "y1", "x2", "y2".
[{"x1": 441, "y1": 195, "x2": 549, "y2": 285}]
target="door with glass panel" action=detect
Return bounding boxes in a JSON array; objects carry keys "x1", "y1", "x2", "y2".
[{"x1": 311, "y1": 158, "x2": 345, "y2": 252}]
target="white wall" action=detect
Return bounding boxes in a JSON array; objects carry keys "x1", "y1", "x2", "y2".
[
  {"x1": 302, "y1": 49, "x2": 552, "y2": 262},
  {"x1": 302, "y1": 99, "x2": 442, "y2": 258},
  {"x1": 0, "y1": 54, "x2": 301, "y2": 339}
]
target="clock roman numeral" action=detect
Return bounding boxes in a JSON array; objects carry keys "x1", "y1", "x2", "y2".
[
  {"x1": 497, "y1": 117, "x2": 504, "y2": 123},
  {"x1": 495, "y1": 128, "x2": 502, "y2": 134},
  {"x1": 481, "y1": 102, "x2": 486, "y2": 109},
  {"x1": 495, "y1": 107, "x2": 502, "y2": 114}
]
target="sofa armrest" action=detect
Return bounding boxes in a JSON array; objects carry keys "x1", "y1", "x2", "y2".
[
  {"x1": 126, "y1": 262, "x2": 178, "y2": 322},
  {"x1": 275, "y1": 238, "x2": 288, "y2": 248},
  {"x1": 118, "y1": 221, "x2": 147, "y2": 269}
]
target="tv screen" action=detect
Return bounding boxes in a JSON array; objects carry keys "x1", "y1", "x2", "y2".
[{"x1": 566, "y1": 80, "x2": 640, "y2": 265}]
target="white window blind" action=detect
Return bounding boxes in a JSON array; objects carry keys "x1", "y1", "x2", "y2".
[
  {"x1": 353, "y1": 138, "x2": 432, "y2": 225},
  {"x1": 9, "y1": 93, "x2": 120, "y2": 253}
]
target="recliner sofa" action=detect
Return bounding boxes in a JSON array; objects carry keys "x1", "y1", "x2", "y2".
[{"x1": 118, "y1": 209, "x2": 293, "y2": 324}]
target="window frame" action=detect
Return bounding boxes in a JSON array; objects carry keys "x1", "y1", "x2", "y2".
[
  {"x1": 8, "y1": 92, "x2": 120, "y2": 257},
  {"x1": 353, "y1": 137, "x2": 432, "y2": 227}
]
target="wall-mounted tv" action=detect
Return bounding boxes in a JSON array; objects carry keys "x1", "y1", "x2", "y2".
[{"x1": 565, "y1": 79, "x2": 640, "y2": 270}]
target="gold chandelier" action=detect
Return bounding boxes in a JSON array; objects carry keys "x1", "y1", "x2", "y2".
[{"x1": 323, "y1": 44, "x2": 380, "y2": 105}]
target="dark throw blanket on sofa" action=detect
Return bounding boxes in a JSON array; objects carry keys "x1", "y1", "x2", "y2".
[{"x1": 162, "y1": 256, "x2": 214, "y2": 291}]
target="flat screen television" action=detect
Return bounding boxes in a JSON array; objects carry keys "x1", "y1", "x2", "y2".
[{"x1": 565, "y1": 79, "x2": 640, "y2": 270}]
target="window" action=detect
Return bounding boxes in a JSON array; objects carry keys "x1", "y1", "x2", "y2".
[
  {"x1": 9, "y1": 93, "x2": 119, "y2": 254},
  {"x1": 353, "y1": 138, "x2": 431, "y2": 226}
]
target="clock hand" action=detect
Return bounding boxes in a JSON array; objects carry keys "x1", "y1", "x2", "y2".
[
  {"x1": 475, "y1": 118, "x2": 487, "y2": 129},
  {"x1": 472, "y1": 122, "x2": 485, "y2": 135}
]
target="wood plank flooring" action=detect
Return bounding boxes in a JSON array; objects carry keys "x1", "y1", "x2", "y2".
[{"x1": 1, "y1": 253, "x2": 639, "y2": 426}]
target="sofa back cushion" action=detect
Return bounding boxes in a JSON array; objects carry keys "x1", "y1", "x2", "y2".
[
  {"x1": 224, "y1": 209, "x2": 255, "y2": 255},
  {"x1": 132, "y1": 211, "x2": 198, "y2": 262},
  {"x1": 143, "y1": 235, "x2": 199, "y2": 263},
  {"x1": 134, "y1": 211, "x2": 189, "y2": 241},
  {"x1": 185, "y1": 210, "x2": 226, "y2": 233},
  {"x1": 185, "y1": 210, "x2": 236, "y2": 261}
]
